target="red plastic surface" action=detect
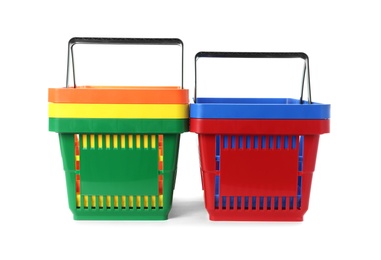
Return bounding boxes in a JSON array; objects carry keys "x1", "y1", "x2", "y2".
[{"x1": 192, "y1": 119, "x2": 328, "y2": 221}]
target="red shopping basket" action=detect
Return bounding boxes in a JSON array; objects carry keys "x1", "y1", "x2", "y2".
[{"x1": 190, "y1": 52, "x2": 330, "y2": 221}]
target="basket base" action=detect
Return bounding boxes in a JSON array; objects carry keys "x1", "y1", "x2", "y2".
[
  {"x1": 72, "y1": 211, "x2": 169, "y2": 221},
  {"x1": 207, "y1": 210, "x2": 305, "y2": 222}
]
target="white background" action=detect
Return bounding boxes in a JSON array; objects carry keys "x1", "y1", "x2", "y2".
[{"x1": 1, "y1": 1, "x2": 380, "y2": 259}]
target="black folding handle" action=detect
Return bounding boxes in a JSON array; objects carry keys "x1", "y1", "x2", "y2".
[
  {"x1": 194, "y1": 51, "x2": 311, "y2": 104},
  {"x1": 66, "y1": 37, "x2": 184, "y2": 88}
]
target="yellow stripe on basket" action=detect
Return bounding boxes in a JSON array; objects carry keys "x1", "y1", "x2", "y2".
[
  {"x1": 48, "y1": 103, "x2": 189, "y2": 118},
  {"x1": 121, "y1": 135, "x2": 126, "y2": 149}
]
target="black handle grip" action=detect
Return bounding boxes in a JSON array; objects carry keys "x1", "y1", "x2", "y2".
[
  {"x1": 194, "y1": 51, "x2": 311, "y2": 104},
  {"x1": 196, "y1": 51, "x2": 308, "y2": 60},
  {"x1": 69, "y1": 37, "x2": 183, "y2": 46}
]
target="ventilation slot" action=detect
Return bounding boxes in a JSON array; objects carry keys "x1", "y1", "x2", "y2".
[
  {"x1": 220, "y1": 135, "x2": 299, "y2": 150},
  {"x1": 214, "y1": 194, "x2": 301, "y2": 211},
  {"x1": 80, "y1": 134, "x2": 160, "y2": 150}
]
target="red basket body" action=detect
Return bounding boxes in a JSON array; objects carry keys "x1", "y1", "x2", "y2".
[{"x1": 191, "y1": 118, "x2": 329, "y2": 221}]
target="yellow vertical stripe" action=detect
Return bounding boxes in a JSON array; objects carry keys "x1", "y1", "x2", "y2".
[
  {"x1": 128, "y1": 195, "x2": 133, "y2": 208},
  {"x1": 136, "y1": 135, "x2": 141, "y2": 148},
  {"x1": 98, "y1": 135, "x2": 103, "y2": 149},
  {"x1": 121, "y1": 195, "x2": 126, "y2": 208},
  {"x1": 144, "y1": 195, "x2": 148, "y2": 208},
  {"x1": 105, "y1": 135, "x2": 110, "y2": 149},
  {"x1": 136, "y1": 196, "x2": 141, "y2": 208},
  {"x1": 84, "y1": 195, "x2": 89, "y2": 208},
  {"x1": 128, "y1": 135, "x2": 133, "y2": 148},
  {"x1": 143, "y1": 135, "x2": 148, "y2": 148},
  {"x1": 114, "y1": 195, "x2": 118, "y2": 208},
  {"x1": 82, "y1": 134, "x2": 87, "y2": 149},
  {"x1": 151, "y1": 135, "x2": 156, "y2": 148},
  {"x1": 106, "y1": 195, "x2": 111, "y2": 208},
  {"x1": 76, "y1": 194, "x2": 81, "y2": 208},
  {"x1": 90, "y1": 134, "x2": 95, "y2": 149},
  {"x1": 159, "y1": 195, "x2": 163, "y2": 208},
  {"x1": 121, "y1": 135, "x2": 126, "y2": 149},
  {"x1": 91, "y1": 195, "x2": 96, "y2": 208},
  {"x1": 99, "y1": 196, "x2": 104, "y2": 208},
  {"x1": 113, "y1": 135, "x2": 118, "y2": 149}
]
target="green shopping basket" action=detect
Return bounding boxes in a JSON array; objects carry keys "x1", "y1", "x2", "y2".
[{"x1": 48, "y1": 38, "x2": 188, "y2": 220}]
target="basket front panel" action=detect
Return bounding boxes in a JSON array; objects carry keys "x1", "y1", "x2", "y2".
[
  {"x1": 219, "y1": 135, "x2": 300, "y2": 196},
  {"x1": 79, "y1": 134, "x2": 158, "y2": 195}
]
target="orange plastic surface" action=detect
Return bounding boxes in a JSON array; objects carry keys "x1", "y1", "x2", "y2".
[{"x1": 48, "y1": 86, "x2": 189, "y2": 104}]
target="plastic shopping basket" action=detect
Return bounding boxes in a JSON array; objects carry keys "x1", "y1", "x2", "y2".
[
  {"x1": 48, "y1": 38, "x2": 188, "y2": 220},
  {"x1": 190, "y1": 52, "x2": 330, "y2": 221}
]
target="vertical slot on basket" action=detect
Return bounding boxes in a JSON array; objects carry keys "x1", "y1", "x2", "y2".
[
  {"x1": 267, "y1": 197, "x2": 272, "y2": 210},
  {"x1": 254, "y1": 136, "x2": 258, "y2": 149},
  {"x1": 215, "y1": 135, "x2": 220, "y2": 170},
  {"x1": 151, "y1": 135, "x2": 156, "y2": 149},
  {"x1": 90, "y1": 134, "x2": 95, "y2": 149},
  {"x1": 298, "y1": 136, "x2": 304, "y2": 171},
  {"x1": 223, "y1": 135, "x2": 228, "y2": 149},
  {"x1": 244, "y1": 196, "x2": 249, "y2": 210},
  {"x1": 151, "y1": 196, "x2": 156, "y2": 209},
  {"x1": 222, "y1": 196, "x2": 227, "y2": 209},
  {"x1": 114, "y1": 195, "x2": 118, "y2": 209},
  {"x1": 269, "y1": 136, "x2": 274, "y2": 149},
  {"x1": 261, "y1": 136, "x2": 266, "y2": 149},
  {"x1": 82, "y1": 134, "x2": 87, "y2": 149},
  {"x1": 121, "y1": 134, "x2": 126, "y2": 149},
  {"x1": 136, "y1": 196, "x2": 141, "y2": 209},
  {"x1": 144, "y1": 196, "x2": 149, "y2": 209},
  {"x1": 99, "y1": 196, "x2": 104, "y2": 209},
  {"x1": 158, "y1": 174, "x2": 163, "y2": 208},
  {"x1": 143, "y1": 135, "x2": 148, "y2": 149},
  {"x1": 276, "y1": 136, "x2": 281, "y2": 149},
  {"x1": 128, "y1": 135, "x2": 133, "y2": 149},
  {"x1": 238, "y1": 136, "x2": 243, "y2": 149},
  {"x1": 84, "y1": 195, "x2": 89, "y2": 209},
  {"x1": 158, "y1": 135, "x2": 164, "y2": 171},
  {"x1": 91, "y1": 195, "x2": 96, "y2": 209},
  {"x1": 106, "y1": 195, "x2": 111, "y2": 209},
  {"x1": 76, "y1": 194, "x2": 81, "y2": 208},
  {"x1": 292, "y1": 136, "x2": 297, "y2": 149},
  {"x1": 231, "y1": 136, "x2": 236, "y2": 149},
  {"x1": 121, "y1": 195, "x2": 126, "y2": 209},
  {"x1": 74, "y1": 135, "x2": 80, "y2": 170},
  {"x1": 282, "y1": 196, "x2": 286, "y2": 210},
  {"x1": 252, "y1": 196, "x2": 257, "y2": 210},
  {"x1": 274, "y1": 196, "x2": 279, "y2": 210},
  {"x1": 105, "y1": 134, "x2": 110, "y2": 149},
  {"x1": 289, "y1": 197, "x2": 294, "y2": 210},
  {"x1": 75, "y1": 174, "x2": 80, "y2": 208},
  {"x1": 259, "y1": 196, "x2": 264, "y2": 210},
  {"x1": 136, "y1": 135, "x2": 141, "y2": 149},
  {"x1": 98, "y1": 135, "x2": 103, "y2": 149},
  {"x1": 229, "y1": 196, "x2": 234, "y2": 209},
  {"x1": 246, "y1": 136, "x2": 251, "y2": 149},
  {"x1": 128, "y1": 195, "x2": 133, "y2": 209},
  {"x1": 297, "y1": 176, "x2": 302, "y2": 209},
  {"x1": 214, "y1": 175, "x2": 220, "y2": 209},
  {"x1": 284, "y1": 136, "x2": 289, "y2": 149},
  {"x1": 113, "y1": 135, "x2": 118, "y2": 149},
  {"x1": 237, "y1": 196, "x2": 242, "y2": 209}
]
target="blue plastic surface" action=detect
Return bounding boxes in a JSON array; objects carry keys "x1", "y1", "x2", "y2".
[{"x1": 190, "y1": 98, "x2": 330, "y2": 119}]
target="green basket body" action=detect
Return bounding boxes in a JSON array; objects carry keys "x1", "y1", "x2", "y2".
[{"x1": 58, "y1": 128, "x2": 182, "y2": 220}]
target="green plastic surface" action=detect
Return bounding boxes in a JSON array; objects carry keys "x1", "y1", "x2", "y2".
[
  {"x1": 49, "y1": 118, "x2": 189, "y2": 133},
  {"x1": 58, "y1": 133, "x2": 181, "y2": 220}
]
